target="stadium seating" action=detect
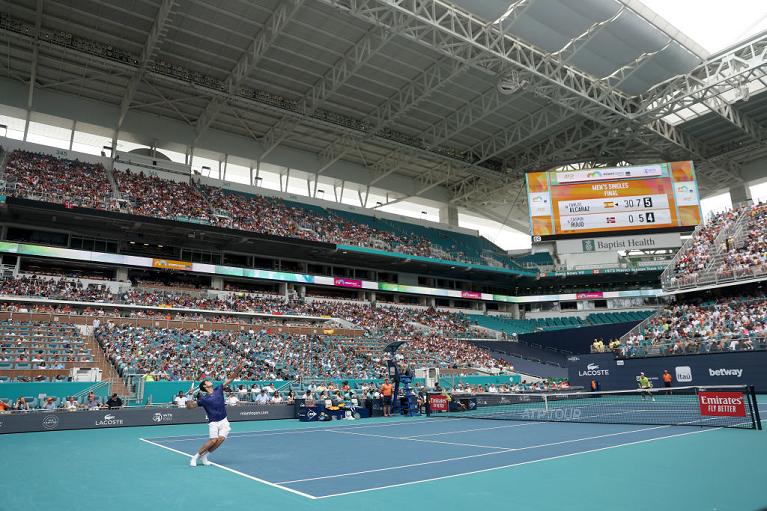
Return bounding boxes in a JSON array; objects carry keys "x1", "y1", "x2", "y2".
[
  {"x1": 470, "y1": 310, "x2": 654, "y2": 336},
  {"x1": 3, "y1": 149, "x2": 526, "y2": 268},
  {"x1": 0, "y1": 320, "x2": 93, "y2": 380},
  {"x1": 665, "y1": 202, "x2": 767, "y2": 288},
  {"x1": 4, "y1": 150, "x2": 112, "y2": 209},
  {"x1": 606, "y1": 296, "x2": 767, "y2": 357},
  {"x1": 94, "y1": 321, "x2": 510, "y2": 382}
]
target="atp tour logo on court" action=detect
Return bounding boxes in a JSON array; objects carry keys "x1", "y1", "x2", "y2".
[
  {"x1": 42, "y1": 415, "x2": 59, "y2": 430},
  {"x1": 675, "y1": 366, "x2": 692, "y2": 383},
  {"x1": 578, "y1": 363, "x2": 609, "y2": 376},
  {"x1": 522, "y1": 408, "x2": 582, "y2": 421}
]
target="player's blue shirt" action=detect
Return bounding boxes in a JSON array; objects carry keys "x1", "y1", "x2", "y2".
[{"x1": 197, "y1": 385, "x2": 227, "y2": 422}]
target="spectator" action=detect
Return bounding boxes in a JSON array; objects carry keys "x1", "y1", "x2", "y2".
[
  {"x1": 254, "y1": 389, "x2": 270, "y2": 405},
  {"x1": 62, "y1": 396, "x2": 79, "y2": 411},
  {"x1": 14, "y1": 396, "x2": 30, "y2": 411},
  {"x1": 106, "y1": 393, "x2": 123, "y2": 409},
  {"x1": 84, "y1": 392, "x2": 101, "y2": 410},
  {"x1": 173, "y1": 391, "x2": 188, "y2": 408}
]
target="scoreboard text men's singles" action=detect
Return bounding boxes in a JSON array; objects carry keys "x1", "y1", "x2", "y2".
[{"x1": 526, "y1": 161, "x2": 702, "y2": 240}]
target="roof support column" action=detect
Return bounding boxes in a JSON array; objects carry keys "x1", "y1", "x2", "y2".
[
  {"x1": 730, "y1": 183, "x2": 753, "y2": 208},
  {"x1": 439, "y1": 204, "x2": 459, "y2": 227}
]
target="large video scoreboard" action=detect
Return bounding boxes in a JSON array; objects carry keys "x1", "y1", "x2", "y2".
[{"x1": 526, "y1": 161, "x2": 702, "y2": 241}]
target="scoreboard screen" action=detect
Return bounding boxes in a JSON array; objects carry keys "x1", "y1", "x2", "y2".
[{"x1": 526, "y1": 161, "x2": 702, "y2": 241}]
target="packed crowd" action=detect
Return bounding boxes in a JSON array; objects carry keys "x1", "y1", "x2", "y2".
[
  {"x1": 597, "y1": 295, "x2": 767, "y2": 357},
  {"x1": 0, "y1": 275, "x2": 114, "y2": 302},
  {"x1": 114, "y1": 169, "x2": 474, "y2": 261},
  {"x1": 94, "y1": 321, "x2": 509, "y2": 382},
  {"x1": 670, "y1": 208, "x2": 740, "y2": 281},
  {"x1": 715, "y1": 203, "x2": 767, "y2": 278},
  {"x1": 4, "y1": 150, "x2": 112, "y2": 209},
  {"x1": 3, "y1": 149, "x2": 515, "y2": 266},
  {"x1": 669, "y1": 202, "x2": 767, "y2": 285}
]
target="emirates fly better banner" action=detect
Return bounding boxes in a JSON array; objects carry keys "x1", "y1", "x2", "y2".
[{"x1": 697, "y1": 392, "x2": 746, "y2": 417}]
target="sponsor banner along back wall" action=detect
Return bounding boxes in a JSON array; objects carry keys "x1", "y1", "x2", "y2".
[
  {"x1": 567, "y1": 352, "x2": 767, "y2": 392},
  {"x1": 0, "y1": 404, "x2": 296, "y2": 435}
]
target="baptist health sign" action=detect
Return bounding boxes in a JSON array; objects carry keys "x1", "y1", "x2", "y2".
[{"x1": 556, "y1": 233, "x2": 682, "y2": 254}]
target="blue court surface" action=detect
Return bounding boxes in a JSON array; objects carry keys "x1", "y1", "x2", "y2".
[
  {"x1": 141, "y1": 414, "x2": 765, "y2": 500},
  {"x1": 3, "y1": 412, "x2": 766, "y2": 511}
]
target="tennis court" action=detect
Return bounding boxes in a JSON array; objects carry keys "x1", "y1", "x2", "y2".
[{"x1": 3, "y1": 394, "x2": 766, "y2": 511}]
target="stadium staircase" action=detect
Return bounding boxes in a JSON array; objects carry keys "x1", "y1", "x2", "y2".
[
  {"x1": 83, "y1": 333, "x2": 130, "y2": 397},
  {"x1": 104, "y1": 163, "x2": 122, "y2": 200},
  {"x1": 661, "y1": 208, "x2": 746, "y2": 289}
]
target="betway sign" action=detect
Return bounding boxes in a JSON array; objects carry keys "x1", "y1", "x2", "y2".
[{"x1": 556, "y1": 232, "x2": 682, "y2": 254}]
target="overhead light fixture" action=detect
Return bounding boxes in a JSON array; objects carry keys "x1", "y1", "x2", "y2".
[{"x1": 496, "y1": 71, "x2": 529, "y2": 95}]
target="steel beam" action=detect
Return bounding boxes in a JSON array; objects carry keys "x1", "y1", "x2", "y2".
[
  {"x1": 549, "y1": 7, "x2": 624, "y2": 64},
  {"x1": 115, "y1": 0, "x2": 177, "y2": 132},
  {"x1": 259, "y1": 22, "x2": 399, "y2": 159},
  {"x1": 193, "y1": 0, "x2": 304, "y2": 144}
]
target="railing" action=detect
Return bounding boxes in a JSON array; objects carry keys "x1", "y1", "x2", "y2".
[
  {"x1": 619, "y1": 309, "x2": 661, "y2": 344},
  {"x1": 598, "y1": 335, "x2": 767, "y2": 358},
  {"x1": 664, "y1": 262, "x2": 767, "y2": 291},
  {"x1": 73, "y1": 380, "x2": 110, "y2": 400},
  {"x1": 659, "y1": 222, "x2": 704, "y2": 287},
  {"x1": 662, "y1": 209, "x2": 751, "y2": 291}
]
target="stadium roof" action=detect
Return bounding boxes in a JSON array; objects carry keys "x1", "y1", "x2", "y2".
[{"x1": 1, "y1": 0, "x2": 766, "y2": 230}]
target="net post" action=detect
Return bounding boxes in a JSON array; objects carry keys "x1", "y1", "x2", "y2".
[
  {"x1": 749, "y1": 385, "x2": 762, "y2": 430},
  {"x1": 425, "y1": 393, "x2": 431, "y2": 417}
]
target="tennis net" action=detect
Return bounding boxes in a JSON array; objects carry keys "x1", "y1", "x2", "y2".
[{"x1": 426, "y1": 385, "x2": 761, "y2": 430}]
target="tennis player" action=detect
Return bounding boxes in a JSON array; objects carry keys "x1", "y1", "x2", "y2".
[
  {"x1": 638, "y1": 372, "x2": 655, "y2": 402},
  {"x1": 187, "y1": 364, "x2": 243, "y2": 467}
]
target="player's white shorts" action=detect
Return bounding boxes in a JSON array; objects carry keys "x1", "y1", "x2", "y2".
[{"x1": 208, "y1": 418, "x2": 231, "y2": 439}]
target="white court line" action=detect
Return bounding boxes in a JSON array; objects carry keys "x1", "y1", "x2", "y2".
[
  {"x1": 139, "y1": 438, "x2": 317, "y2": 500},
  {"x1": 309, "y1": 427, "x2": 721, "y2": 499},
  {"x1": 405, "y1": 421, "x2": 545, "y2": 438},
  {"x1": 324, "y1": 429, "x2": 509, "y2": 450},
  {"x1": 150, "y1": 418, "x2": 422, "y2": 443},
  {"x1": 277, "y1": 424, "x2": 669, "y2": 484}
]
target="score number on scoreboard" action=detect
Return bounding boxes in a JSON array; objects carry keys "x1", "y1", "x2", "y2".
[{"x1": 559, "y1": 194, "x2": 671, "y2": 232}]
